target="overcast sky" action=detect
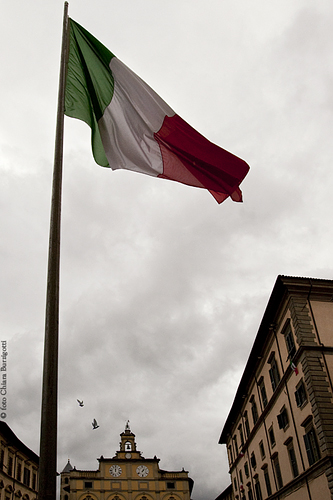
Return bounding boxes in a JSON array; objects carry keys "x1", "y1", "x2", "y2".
[{"x1": 1, "y1": 0, "x2": 333, "y2": 499}]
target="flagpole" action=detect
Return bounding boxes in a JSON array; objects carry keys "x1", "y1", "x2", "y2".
[{"x1": 38, "y1": 3, "x2": 69, "y2": 500}]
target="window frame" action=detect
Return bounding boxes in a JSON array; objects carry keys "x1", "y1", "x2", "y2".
[
  {"x1": 233, "y1": 434, "x2": 238, "y2": 454},
  {"x1": 244, "y1": 411, "x2": 251, "y2": 439},
  {"x1": 244, "y1": 461, "x2": 249, "y2": 478},
  {"x1": 250, "y1": 395, "x2": 259, "y2": 426},
  {"x1": 295, "y1": 380, "x2": 307, "y2": 408},
  {"x1": 287, "y1": 441, "x2": 299, "y2": 478},
  {"x1": 303, "y1": 426, "x2": 321, "y2": 466},
  {"x1": 239, "y1": 468, "x2": 243, "y2": 485},
  {"x1": 23, "y1": 467, "x2": 31, "y2": 487},
  {"x1": 258, "y1": 377, "x2": 268, "y2": 408},
  {"x1": 283, "y1": 320, "x2": 297, "y2": 359},
  {"x1": 16, "y1": 461, "x2": 22, "y2": 481},
  {"x1": 268, "y1": 425, "x2": 276, "y2": 448},
  {"x1": 7, "y1": 454, "x2": 13, "y2": 477},
  {"x1": 272, "y1": 454, "x2": 283, "y2": 490},
  {"x1": 238, "y1": 423, "x2": 245, "y2": 447},
  {"x1": 254, "y1": 477, "x2": 263, "y2": 500},
  {"x1": 228, "y1": 444, "x2": 234, "y2": 465},
  {"x1": 247, "y1": 482, "x2": 254, "y2": 500},
  {"x1": 262, "y1": 465, "x2": 272, "y2": 496},
  {"x1": 277, "y1": 406, "x2": 289, "y2": 430},
  {"x1": 268, "y1": 353, "x2": 281, "y2": 392},
  {"x1": 259, "y1": 440, "x2": 265, "y2": 460},
  {"x1": 250, "y1": 451, "x2": 257, "y2": 470}
]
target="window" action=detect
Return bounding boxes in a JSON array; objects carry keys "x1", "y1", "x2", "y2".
[
  {"x1": 247, "y1": 483, "x2": 254, "y2": 500},
  {"x1": 7, "y1": 455, "x2": 13, "y2": 476},
  {"x1": 17, "y1": 461, "x2": 22, "y2": 481},
  {"x1": 263, "y1": 466, "x2": 272, "y2": 496},
  {"x1": 287, "y1": 442, "x2": 299, "y2": 478},
  {"x1": 32, "y1": 472, "x2": 37, "y2": 490},
  {"x1": 239, "y1": 469, "x2": 243, "y2": 485},
  {"x1": 295, "y1": 380, "x2": 307, "y2": 408},
  {"x1": 233, "y1": 435, "x2": 238, "y2": 454},
  {"x1": 244, "y1": 412, "x2": 250, "y2": 438},
  {"x1": 250, "y1": 396, "x2": 259, "y2": 425},
  {"x1": 304, "y1": 427, "x2": 320, "y2": 466},
  {"x1": 258, "y1": 377, "x2": 268, "y2": 408},
  {"x1": 167, "y1": 482, "x2": 175, "y2": 489},
  {"x1": 250, "y1": 452, "x2": 257, "y2": 470},
  {"x1": 23, "y1": 467, "x2": 30, "y2": 487},
  {"x1": 277, "y1": 406, "x2": 289, "y2": 430},
  {"x1": 228, "y1": 445, "x2": 233, "y2": 464},
  {"x1": 125, "y1": 441, "x2": 132, "y2": 451},
  {"x1": 268, "y1": 353, "x2": 281, "y2": 392},
  {"x1": 0, "y1": 448, "x2": 4, "y2": 470},
  {"x1": 244, "y1": 461, "x2": 249, "y2": 478},
  {"x1": 234, "y1": 477, "x2": 238, "y2": 491},
  {"x1": 238, "y1": 424, "x2": 244, "y2": 447},
  {"x1": 268, "y1": 425, "x2": 276, "y2": 447},
  {"x1": 284, "y1": 321, "x2": 296, "y2": 359},
  {"x1": 272, "y1": 455, "x2": 283, "y2": 489},
  {"x1": 84, "y1": 481, "x2": 93, "y2": 489},
  {"x1": 259, "y1": 440, "x2": 265, "y2": 460},
  {"x1": 254, "y1": 478, "x2": 263, "y2": 500}
]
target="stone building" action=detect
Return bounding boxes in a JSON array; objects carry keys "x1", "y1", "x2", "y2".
[
  {"x1": 0, "y1": 421, "x2": 38, "y2": 500},
  {"x1": 219, "y1": 276, "x2": 333, "y2": 500},
  {"x1": 60, "y1": 422, "x2": 193, "y2": 500}
]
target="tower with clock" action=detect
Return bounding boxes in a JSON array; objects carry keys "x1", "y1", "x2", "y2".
[{"x1": 60, "y1": 422, "x2": 194, "y2": 500}]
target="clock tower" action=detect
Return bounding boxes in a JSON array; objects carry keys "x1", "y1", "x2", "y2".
[
  {"x1": 117, "y1": 421, "x2": 138, "y2": 457},
  {"x1": 60, "y1": 422, "x2": 194, "y2": 500}
]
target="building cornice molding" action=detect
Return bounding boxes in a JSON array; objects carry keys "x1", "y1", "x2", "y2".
[{"x1": 219, "y1": 276, "x2": 333, "y2": 444}]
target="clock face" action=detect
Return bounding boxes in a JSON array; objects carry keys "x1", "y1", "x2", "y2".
[
  {"x1": 136, "y1": 465, "x2": 149, "y2": 477},
  {"x1": 125, "y1": 453, "x2": 132, "y2": 459},
  {"x1": 109, "y1": 465, "x2": 122, "y2": 477}
]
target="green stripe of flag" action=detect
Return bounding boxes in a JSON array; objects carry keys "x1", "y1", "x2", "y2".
[{"x1": 65, "y1": 19, "x2": 116, "y2": 167}]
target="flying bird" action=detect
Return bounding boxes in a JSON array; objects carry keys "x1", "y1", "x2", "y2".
[
  {"x1": 77, "y1": 399, "x2": 84, "y2": 407},
  {"x1": 92, "y1": 419, "x2": 99, "y2": 429}
]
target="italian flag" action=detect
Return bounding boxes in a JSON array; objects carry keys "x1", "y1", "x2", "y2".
[
  {"x1": 290, "y1": 359, "x2": 299, "y2": 375},
  {"x1": 65, "y1": 19, "x2": 250, "y2": 203}
]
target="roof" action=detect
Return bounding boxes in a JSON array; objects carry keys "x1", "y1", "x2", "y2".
[
  {"x1": 62, "y1": 459, "x2": 74, "y2": 473},
  {"x1": 0, "y1": 421, "x2": 39, "y2": 463},
  {"x1": 215, "y1": 484, "x2": 232, "y2": 500},
  {"x1": 219, "y1": 275, "x2": 333, "y2": 444}
]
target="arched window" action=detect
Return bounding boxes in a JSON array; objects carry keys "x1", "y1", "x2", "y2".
[{"x1": 125, "y1": 441, "x2": 132, "y2": 451}]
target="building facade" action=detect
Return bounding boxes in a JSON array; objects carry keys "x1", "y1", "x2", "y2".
[
  {"x1": 60, "y1": 422, "x2": 193, "y2": 500},
  {"x1": 0, "y1": 421, "x2": 39, "y2": 500},
  {"x1": 215, "y1": 484, "x2": 233, "y2": 500},
  {"x1": 219, "y1": 276, "x2": 333, "y2": 500}
]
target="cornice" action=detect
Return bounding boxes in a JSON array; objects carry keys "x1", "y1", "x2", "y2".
[{"x1": 219, "y1": 276, "x2": 333, "y2": 445}]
